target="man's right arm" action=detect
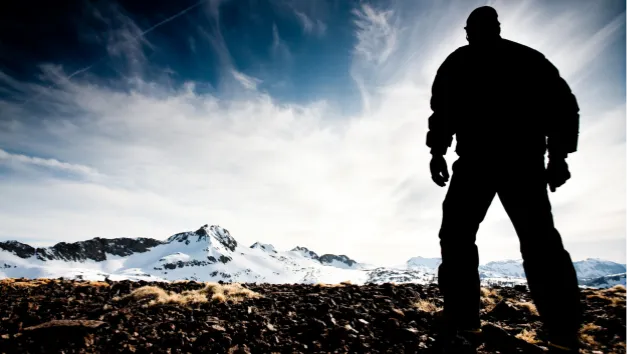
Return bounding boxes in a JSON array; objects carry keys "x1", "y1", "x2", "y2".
[
  {"x1": 539, "y1": 57, "x2": 580, "y2": 159},
  {"x1": 426, "y1": 53, "x2": 457, "y2": 156}
]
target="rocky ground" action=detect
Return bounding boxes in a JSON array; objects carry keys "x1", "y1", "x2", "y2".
[{"x1": 0, "y1": 279, "x2": 625, "y2": 353}]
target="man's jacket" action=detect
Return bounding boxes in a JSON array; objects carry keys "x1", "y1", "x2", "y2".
[{"x1": 426, "y1": 38, "x2": 580, "y2": 158}]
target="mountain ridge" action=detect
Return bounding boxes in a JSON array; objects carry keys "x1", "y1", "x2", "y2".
[{"x1": 0, "y1": 224, "x2": 625, "y2": 288}]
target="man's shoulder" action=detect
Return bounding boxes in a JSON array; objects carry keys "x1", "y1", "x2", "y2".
[
  {"x1": 442, "y1": 45, "x2": 470, "y2": 65},
  {"x1": 450, "y1": 45, "x2": 471, "y2": 57},
  {"x1": 501, "y1": 39, "x2": 546, "y2": 60}
]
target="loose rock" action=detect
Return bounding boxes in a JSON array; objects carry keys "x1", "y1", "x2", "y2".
[{"x1": 0, "y1": 279, "x2": 624, "y2": 353}]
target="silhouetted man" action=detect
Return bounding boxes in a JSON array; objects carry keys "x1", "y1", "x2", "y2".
[{"x1": 427, "y1": 6, "x2": 581, "y2": 353}]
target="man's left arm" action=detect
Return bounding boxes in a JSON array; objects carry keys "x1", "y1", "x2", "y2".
[
  {"x1": 539, "y1": 58, "x2": 580, "y2": 192},
  {"x1": 541, "y1": 58, "x2": 580, "y2": 159}
]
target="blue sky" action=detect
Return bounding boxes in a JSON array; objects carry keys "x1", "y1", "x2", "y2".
[
  {"x1": 0, "y1": 0, "x2": 625, "y2": 265},
  {"x1": 1, "y1": 0, "x2": 363, "y2": 113}
]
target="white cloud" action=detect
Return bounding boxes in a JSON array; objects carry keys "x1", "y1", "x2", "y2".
[
  {"x1": 272, "y1": 23, "x2": 292, "y2": 63},
  {"x1": 490, "y1": 0, "x2": 626, "y2": 89},
  {"x1": 0, "y1": 149, "x2": 99, "y2": 178},
  {"x1": 275, "y1": 0, "x2": 328, "y2": 37},
  {"x1": 294, "y1": 10, "x2": 327, "y2": 36},
  {"x1": 85, "y1": 4, "x2": 155, "y2": 76},
  {"x1": 352, "y1": 3, "x2": 398, "y2": 65},
  {"x1": 350, "y1": 3, "x2": 401, "y2": 114},
  {"x1": 231, "y1": 70, "x2": 262, "y2": 90},
  {"x1": 0, "y1": 0, "x2": 624, "y2": 266}
]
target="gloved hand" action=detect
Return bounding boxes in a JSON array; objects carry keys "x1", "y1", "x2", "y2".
[
  {"x1": 546, "y1": 157, "x2": 571, "y2": 192},
  {"x1": 430, "y1": 154, "x2": 450, "y2": 187}
]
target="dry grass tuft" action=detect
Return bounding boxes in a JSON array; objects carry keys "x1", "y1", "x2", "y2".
[
  {"x1": 482, "y1": 287, "x2": 501, "y2": 298},
  {"x1": 604, "y1": 284, "x2": 626, "y2": 294},
  {"x1": 586, "y1": 293, "x2": 612, "y2": 303},
  {"x1": 586, "y1": 286, "x2": 626, "y2": 308},
  {"x1": 414, "y1": 300, "x2": 441, "y2": 313},
  {"x1": 611, "y1": 296, "x2": 626, "y2": 307},
  {"x1": 480, "y1": 287, "x2": 503, "y2": 311},
  {"x1": 481, "y1": 296, "x2": 496, "y2": 310},
  {"x1": 515, "y1": 329, "x2": 540, "y2": 344},
  {"x1": 580, "y1": 333, "x2": 598, "y2": 346},
  {"x1": 480, "y1": 287, "x2": 491, "y2": 297},
  {"x1": 2, "y1": 278, "x2": 110, "y2": 288},
  {"x1": 1, "y1": 279, "x2": 41, "y2": 287},
  {"x1": 122, "y1": 282, "x2": 261, "y2": 306},
  {"x1": 581, "y1": 323, "x2": 603, "y2": 332},
  {"x1": 205, "y1": 283, "x2": 261, "y2": 303},
  {"x1": 340, "y1": 280, "x2": 353, "y2": 285},
  {"x1": 227, "y1": 344, "x2": 251, "y2": 354},
  {"x1": 313, "y1": 283, "x2": 344, "y2": 287},
  {"x1": 126, "y1": 286, "x2": 171, "y2": 303},
  {"x1": 80, "y1": 281, "x2": 110, "y2": 287},
  {"x1": 0, "y1": 278, "x2": 61, "y2": 287},
  {"x1": 613, "y1": 341, "x2": 626, "y2": 351},
  {"x1": 515, "y1": 301, "x2": 539, "y2": 316}
]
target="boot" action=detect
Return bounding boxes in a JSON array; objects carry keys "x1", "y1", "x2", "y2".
[{"x1": 437, "y1": 332, "x2": 478, "y2": 354}]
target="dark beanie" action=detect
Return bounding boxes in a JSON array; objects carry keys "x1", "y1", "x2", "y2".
[{"x1": 466, "y1": 6, "x2": 499, "y2": 29}]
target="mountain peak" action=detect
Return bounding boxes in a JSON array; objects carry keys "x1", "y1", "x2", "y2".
[
  {"x1": 1, "y1": 237, "x2": 163, "y2": 262},
  {"x1": 291, "y1": 246, "x2": 319, "y2": 260},
  {"x1": 167, "y1": 225, "x2": 237, "y2": 252},
  {"x1": 207, "y1": 225, "x2": 238, "y2": 252},
  {"x1": 580, "y1": 258, "x2": 614, "y2": 263},
  {"x1": 250, "y1": 242, "x2": 277, "y2": 253},
  {"x1": 319, "y1": 254, "x2": 358, "y2": 268},
  {"x1": 0, "y1": 240, "x2": 36, "y2": 258},
  {"x1": 168, "y1": 226, "x2": 209, "y2": 244},
  {"x1": 406, "y1": 256, "x2": 442, "y2": 270}
]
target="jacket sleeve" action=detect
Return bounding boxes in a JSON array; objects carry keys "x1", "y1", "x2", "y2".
[
  {"x1": 539, "y1": 58, "x2": 580, "y2": 158},
  {"x1": 426, "y1": 53, "x2": 457, "y2": 156}
]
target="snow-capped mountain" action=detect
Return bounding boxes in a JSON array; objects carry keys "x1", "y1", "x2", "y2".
[
  {"x1": 365, "y1": 267, "x2": 437, "y2": 284},
  {"x1": 290, "y1": 246, "x2": 319, "y2": 260},
  {"x1": 319, "y1": 254, "x2": 361, "y2": 269},
  {"x1": 479, "y1": 260, "x2": 527, "y2": 279},
  {"x1": 0, "y1": 224, "x2": 625, "y2": 288},
  {"x1": 0, "y1": 237, "x2": 164, "y2": 262},
  {"x1": 475, "y1": 258, "x2": 627, "y2": 283},
  {"x1": 0, "y1": 225, "x2": 375, "y2": 284},
  {"x1": 250, "y1": 242, "x2": 278, "y2": 254},
  {"x1": 288, "y1": 246, "x2": 365, "y2": 270},
  {"x1": 573, "y1": 258, "x2": 627, "y2": 279},
  {"x1": 580, "y1": 273, "x2": 627, "y2": 289},
  {"x1": 407, "y1": 256, "x2": 442, "y2": 270}
]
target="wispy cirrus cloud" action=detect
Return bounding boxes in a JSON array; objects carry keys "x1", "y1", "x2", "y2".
[
  {"x1": 352, "y1": 3, "x2": 398, "y2": 65},
  {"x1": 272, "y1": 0, "x2": 329, "y2": 37},
  {"x1": 271, "y1": 23, "x2": 292, "y2": 63},
  {"x1": 0, "y1": 149, "x2": 99, "y2": 178},
  {"x1": 294, "y1": 10, "x2": 327, "y2": 37},
  {"x1": 231, "y1": 70, "x2": 262, "y2": 90}
]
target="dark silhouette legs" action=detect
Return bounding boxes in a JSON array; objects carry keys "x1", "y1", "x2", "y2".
[
  {"x1": 438, "y1": 158, "x2": 496, "y2": 330},
  {"x1": 437, "y1": 156, "x2": 581, "y2": 342},
  {"x1": 497, "y1": 157, "x2": 582, "y2": 344}
]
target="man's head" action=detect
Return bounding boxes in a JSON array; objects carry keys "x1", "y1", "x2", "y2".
[{"x1": 465, "y1": 6, "x2": 501, "y2": 45}]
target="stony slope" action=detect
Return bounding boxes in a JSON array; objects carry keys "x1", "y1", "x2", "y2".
[{"x1": 0, "y1": 279, "x2": 625, "y2": 353}]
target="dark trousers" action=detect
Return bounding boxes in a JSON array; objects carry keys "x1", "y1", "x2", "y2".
[{"x1": 437, "y1": 156, "x2": 581, "y2": 339}]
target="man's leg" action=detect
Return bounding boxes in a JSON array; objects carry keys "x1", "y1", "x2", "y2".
[
  {"x1": 438, "y1": 158, "x2": 496, "y2": 331},
  {"x1": 497, "y1": 158, "x2": 581, "y2": 348}
]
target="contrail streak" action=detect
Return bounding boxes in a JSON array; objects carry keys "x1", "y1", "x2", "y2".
[
  {"x1": 15, "y1": 0, "x2": 209, "y2": 107},
  {"x1": 67, "y1": 0, "x2": 210, "y2": 80}
]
